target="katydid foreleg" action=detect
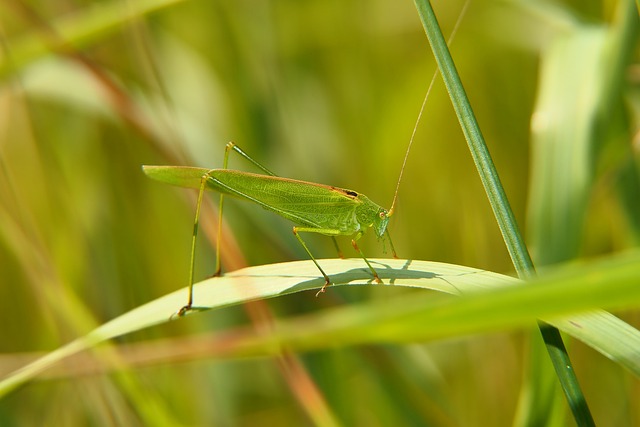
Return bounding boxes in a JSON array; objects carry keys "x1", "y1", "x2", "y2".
[
  {"x1": 384, "y1": 229, "x2": 398, "y2": 259},
  {"x1": 350, "y1": 231, "x2": 383, "y2": 284}
]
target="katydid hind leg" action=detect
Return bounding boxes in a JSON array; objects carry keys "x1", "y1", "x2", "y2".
[
  {"x1": 213, "y1": 142, "x2": 279, "y2": 277},
  {"x1": 213, "y1": 192, "x2": 225, "y2": 277},
  {"x1": 213, "y1": 143, "x2": 237, "y2": 277},
  {"x1": 226, "y1": 142, "x2": 276, "y2": 176}
]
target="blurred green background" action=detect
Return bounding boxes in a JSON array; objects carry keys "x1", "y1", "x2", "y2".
[{"x1": 0, "y1": 0, "x2": 638, "y2": 425}]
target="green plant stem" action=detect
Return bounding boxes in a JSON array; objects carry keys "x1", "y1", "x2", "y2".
[{"x1": 411, "y1": 0, "x2": 594, "y2": 425}]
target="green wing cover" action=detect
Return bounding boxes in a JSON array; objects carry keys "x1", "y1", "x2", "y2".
[{"x1": 208, "y1": 170, "x2": 363, "y2": 234}]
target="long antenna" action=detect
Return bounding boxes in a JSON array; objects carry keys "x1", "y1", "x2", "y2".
[{"x1": 388, "y1": 0, "x2": 470, "y2": 216}]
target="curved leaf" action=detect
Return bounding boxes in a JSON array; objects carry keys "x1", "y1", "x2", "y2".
[{"x1": 1, "y1": 253, "x2": 640, "y2": 398}]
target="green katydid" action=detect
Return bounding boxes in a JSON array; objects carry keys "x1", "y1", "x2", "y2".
[{"x1": 143, "y1": 141, "x2": 404, "y2": 316}]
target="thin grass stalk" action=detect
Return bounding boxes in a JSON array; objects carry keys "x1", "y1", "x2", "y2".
[{"x1": 410, "y1": 0, "x2": 595, "y2": 425}]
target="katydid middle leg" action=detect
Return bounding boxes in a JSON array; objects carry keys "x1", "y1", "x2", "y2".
[{"x1": 292, "y1": 227, "x2": 334, "y2": 296}]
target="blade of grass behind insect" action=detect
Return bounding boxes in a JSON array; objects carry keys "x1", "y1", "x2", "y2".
[{"x1": 411, "y1": 1, "x2": 593, "y2": 425}]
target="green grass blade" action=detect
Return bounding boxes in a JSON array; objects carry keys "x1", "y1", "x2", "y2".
[
  {"x1": 411, "y1": 0, "x2": 593, "y2": 424},
  {"x1": 2, "y1": 252, "x2": 640, "y2": 399},
  {"x1": 411, "y1": 0, "x2": 532, "y2": 277}
]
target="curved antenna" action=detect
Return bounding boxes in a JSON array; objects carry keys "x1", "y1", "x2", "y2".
[{"x1": 387, "y1": 0, "x2": 470, "y2": 217}]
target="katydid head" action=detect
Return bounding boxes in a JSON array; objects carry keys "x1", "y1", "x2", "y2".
[
  {"x1": 355, "y1": 195, "x2": 390, "y2": 238},
  {"x1": 373, "y1": 208, "x2": 390, "y2": 238}
]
